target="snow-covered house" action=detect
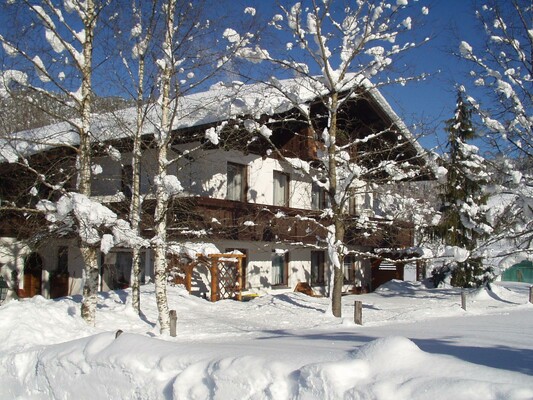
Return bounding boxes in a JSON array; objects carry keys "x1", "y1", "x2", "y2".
[{"x1": 0, "y1": 78, "x2": 432, "y2": 302}]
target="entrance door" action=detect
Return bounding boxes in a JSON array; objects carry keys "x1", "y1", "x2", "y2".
[{"x1": 22, "y1": 253, "x2": 43, "y2": 298}]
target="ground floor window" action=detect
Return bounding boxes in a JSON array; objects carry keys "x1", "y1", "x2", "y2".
[
  {"x1": 343, "y1": 254, "x2": 356, "y2": 283},
  {"x1": 272, "y1": 250, "x2": 288, "y2": 286},
  {"x1": 50, "y1": 247, "x2": 69, "y2": 299},
  {"x1": 0, "y1": 274, "x2": 8, "y2": 302},
  {"x1": 57, "y1": 247, "x2": 69, "y2": 275},
  {"x1": 311, "y1": 251, "x2": 325, "y2": 285},
  {"x1": 101, "y1": 251, "x2": 146, "y2": 290}
]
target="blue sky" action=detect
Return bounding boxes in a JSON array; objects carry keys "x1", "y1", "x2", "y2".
[
  {"x1": 0, "y1": 0, "x2": 486, "y2": 152},
  {"x1": 379, "y1": 1, "x2": 482, "y2": 152},
  {"x1": 228, "y1": 0, "x2": 485, "y2": 152}
]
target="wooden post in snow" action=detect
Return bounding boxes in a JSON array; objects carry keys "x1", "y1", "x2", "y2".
[
  {"x1": 529, "y1": 286, "x2": 533, "y2": 304},
  {"x1": 461, "y1": 291, "x2": 467, "y2": 311},
  {"x1": 210, "y1": 258, "x2": 218, "y2": 303},
  {"x1": 169, "y1": 310, "x2": 177, "y2": 337},
  {"x1": 237, "y1": 256, "x2": 243, "y2": 302},
  {"x1": 354, "y1": 301, "x2": 363, "y2": 325}
]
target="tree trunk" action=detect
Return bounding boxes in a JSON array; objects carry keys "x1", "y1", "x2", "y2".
[
  {"x1": 154, "y1": 241, "x2": 170, "y2": 334},
  {"x1": 331, "y1": 219, "x2": 346, "y2": 318},
  {"x1": 327, "y1": 92, "x2": 345, "y2": 318},
  {"x1": 80, "y1": 245, "x2": 98, "y2": 325},
  {"x1": 78, "y1": 0, "x2": 98, "y2": 324},
  {"x1": 130, "y1": 47, "x2": 146, "y2": 315},
  {"x1": 131, "y1": 247, "x2": 141, "y2": 313},
  {"x1": 153, "y1": 0, "x2": 176, "y2": 335},
  {"x1": 153, "y1": 145, "x2": 170, "y2": 333}
]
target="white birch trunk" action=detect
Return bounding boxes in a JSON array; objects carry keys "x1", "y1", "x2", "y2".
[
  {"x1": 154, "y1": 143, "x2": 170, "y2": 334},
  {"x1": 130, "y1": 14, "x2": 148, "y2": 315},
  {"x1": 78, "y1": 0, "x2": 99, "y2": 325},
  {"x1": 130, "y1": 102, "x2": 143, "y2": 313},
  {"x1": 326, "y1": 92, "x2": 345, "y2": 318},
  {"x1": 131, "y1": 247, "x2": 141, "y2": 313},
  {"x1": 80, "y1": 246, "x2": 98, "y2": 324},
  {"x1": 153, "y1": 0, "x2": 176, "y2": 335}
]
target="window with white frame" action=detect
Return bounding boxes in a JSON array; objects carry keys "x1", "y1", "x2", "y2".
[
  {"x1": 343, "y1": 254, "x2": 356, "y2": 283},
  {"x1": 311, "y1": 182, "x2": 329, "y2": 210},
  {"x1": 227, "y1": 162, "x2": 247, "y2": 202},
  {"x1": 272, "y1": 250, "x2": 288, "y2": 286},
  {"x1": 273, "y1": 171, "x2": 290, "y2": 207}
]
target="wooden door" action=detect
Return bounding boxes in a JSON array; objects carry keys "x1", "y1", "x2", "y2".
[{"x1": 21, "y1": 253, "x2": 43, "y2": 298}]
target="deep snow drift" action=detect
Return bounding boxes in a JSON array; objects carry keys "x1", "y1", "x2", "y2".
[{"x1": 1, "y1": 281, "x2": 532, "y2": 399}]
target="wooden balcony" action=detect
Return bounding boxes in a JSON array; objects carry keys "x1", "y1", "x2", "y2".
[
  {"x1": 164, "y1": 197, "x2": 326, "y2": 244},
  {"x1": 0, "y1": 193, "x2": 413, "y2": 251},
  {"x1": 149, "y1": 196, "x2": 414, "y2": 249}
]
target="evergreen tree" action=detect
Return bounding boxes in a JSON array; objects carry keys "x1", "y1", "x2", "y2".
[{"x1": 433, "y1": 91, "x2": 493, "y2": 288}]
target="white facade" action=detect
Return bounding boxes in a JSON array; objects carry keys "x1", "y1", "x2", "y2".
[{"x1": 1, "y1": 144, "x2": 374, "y2": 301}]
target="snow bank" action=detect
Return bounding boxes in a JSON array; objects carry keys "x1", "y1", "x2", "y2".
[
  {"x1": 1, "y1": 283, "x2": 532, "y2": 399},
  {"x1": 2, "y1": 330, "x2": 531, "y2": 400}
]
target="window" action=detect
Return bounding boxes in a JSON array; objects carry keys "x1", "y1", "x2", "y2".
[
  {"x1": 272, "y1": 250, "x2": 288, "y2": 286},
  {"x1": 348, "y1": 196, "x2": 357, "y2": 215},
  {"x1": 57, "y1": 247, "x2": 69, "y2": 275},
  {"x1": 227, "y1": 162, "x2": 247, "y2": 202},
  {"x1": 121, "y1": 165, "x2": 133, "y2": 198},
  {"x1": 348, "y1": 190, "x2": 372, "y2": 215},
  {"x1": 0, "y1": 274, "x2": 8, "y2": 303},
  {"x1": 273, "y1": 171, "x2": 290, "y2": 207},
  {"x1": 343, "y1": 255, "x2": 356, "y2": 283},
  {"x1": 311, "y1": 251, "x2": 325, "y2": 286},
  {"x1": 312, "y1": 182, "x2": 329, "y2": 210}
]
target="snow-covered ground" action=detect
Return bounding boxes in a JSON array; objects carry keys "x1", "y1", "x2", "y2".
[{"x1": 1, "y1": 280, "x2": 532, "y2": 399}]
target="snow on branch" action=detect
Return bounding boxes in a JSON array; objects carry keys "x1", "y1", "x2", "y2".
[{"x1": 37, "y1": 193, "x2": 148, "y2": 251}]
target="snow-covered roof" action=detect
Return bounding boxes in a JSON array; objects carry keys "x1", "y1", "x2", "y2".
[{"x1": 0, "y1": 75, "x2": 430, "y2": 165}]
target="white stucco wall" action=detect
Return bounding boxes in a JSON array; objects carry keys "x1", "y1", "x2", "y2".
[
  {"x1": 90, "y1": 144, "x2": 369, "y2": 214},
  {"x1": 172, "y1": 147, "x2": 315, "y2": 209},
  {"x1": 208, "y1": 239, "x2": 331, "y2": 295}
]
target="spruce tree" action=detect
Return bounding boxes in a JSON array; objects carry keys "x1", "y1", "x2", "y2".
[{"x1": 433, "y1": 91, "x2": 493, "y2": 288}]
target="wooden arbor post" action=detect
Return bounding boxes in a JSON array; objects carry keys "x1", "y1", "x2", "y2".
[{"x1": 210, "y1": 256, "x2": 219, "y2": 302}]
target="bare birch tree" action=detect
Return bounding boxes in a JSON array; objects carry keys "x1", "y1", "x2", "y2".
[
  {"x1": 147, "y1": 0, "x2": 249, "y2": 334},
  {"x1": 225, "y1": 0, "x2": 432, "y2": 317},
  {"x1": 0, "y1": 0, "x2": 105, "y2": 324}
]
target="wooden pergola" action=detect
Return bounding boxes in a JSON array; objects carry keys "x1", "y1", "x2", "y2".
[{"x1": 169, "y1": 253, "x2": 246, "y2": 302}]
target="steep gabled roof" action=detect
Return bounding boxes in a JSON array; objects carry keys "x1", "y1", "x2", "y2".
[{"x1": 0, "y1": 75, "x2": 434, "y2": 174}]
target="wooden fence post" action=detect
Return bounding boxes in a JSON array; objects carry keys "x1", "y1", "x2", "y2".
[
  {"x1": 529, "y1": 286, "x2": 533, "y2": 304},
  {"x1": 461, "y1": 291, "x2": 467, "y2": 311},
  {"x1": 170, "y1": 310, "x2": 177, "y2": 337},
  {"x1": 354, "y1": 300, "x2": 363, "y2": 325},
  {"x1": 210, "y1": 259, "x2": 218, "y2": 302}
]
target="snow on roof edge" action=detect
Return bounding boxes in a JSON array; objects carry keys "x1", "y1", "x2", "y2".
[
  {"x1": 361, "y1": 79, "x2": 439, "y2": 177},
  {"x1": 1, "y1": 76, "x2": 432, "y2": 172}
]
